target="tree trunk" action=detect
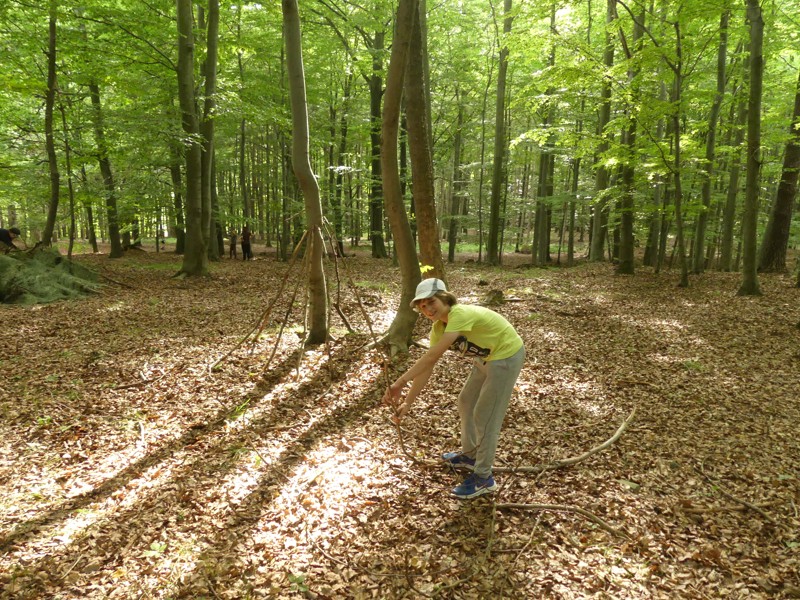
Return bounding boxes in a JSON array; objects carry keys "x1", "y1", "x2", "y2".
[
  {"x1": 758, "y1": 65, "x2": 800, "y2": 272},
  {"x1": 282, "y1": 0, "x2": 328, "y2": 344},
  {"x1": 381, "y1": 0, "x2": 421, "y2": 355},
  {"x1": 738, "y1": 0, "x2": 763, "y2": 295},
  {"x1": 200, "y1": 0, "x2": 219, "y2": 261},
  {"x1": 589, "y1": 0, "x2": 616, "y2": 262},
  {"x1": 671, "y1": 23, "x2": 689, "y2": 288},
  {"x1": 448, "y1": 99, "x2": 464, "y2": 263},
  {"x1": 719, "y1": 74, "x2": 747, "y2": 271},
  {"x1": 617, "y1": 7, "x2": 644, "y2": 275},
  {"x1": 369, "y1": 32, "x2": 388, "y2": 258},
  {"x1": 176, "y1": 0, "x2": 208, "y2": 276},
  {"x1": 170, "y1": 149, "x2": 186, "y2": 254},
  {"x1": 405, "y1": 2, "x2": 445, "y2": 281},
  {"x1": 692, "y1": 11, "x2": 729, "y2": 274},
  {"x1": 42, "y1": 0, "x2": 60, "y2": 247},
  {"x1": 332, "y1": 75, "x2": 352, "y2": 256},
  {"x1": 486, "y1": 0, "x2": 512, "y2": 265}
]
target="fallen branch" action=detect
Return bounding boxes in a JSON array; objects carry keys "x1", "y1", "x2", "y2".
[
  {"x1": 495, "y1": 502, "x2": 628, "y2": 538},
  {"x1": 494, "y1": 408, "x2": 636, "y2": 474},
  {"x1": 678, "y1": 499, "x2": 782, "y2": 514},
  {"x1": 695, "y1": 464, "x2": 777, "y2": 524}
]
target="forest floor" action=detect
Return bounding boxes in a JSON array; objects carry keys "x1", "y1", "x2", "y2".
[{"x1": 1, "y1": 246, "x2": 799, "y2": 599}]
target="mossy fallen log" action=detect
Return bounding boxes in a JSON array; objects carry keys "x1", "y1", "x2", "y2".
[{"x1": 0, "y1": 248, "x2": 100, "y2": 304}]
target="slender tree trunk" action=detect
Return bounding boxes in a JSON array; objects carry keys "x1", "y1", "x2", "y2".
[
  {"x1": 370, "y1": 32, "x2": 388, "y2": 258},
  {"x1": 405, "y1": 1, "x2": 444, "y2": 280},
  {"x1": 42, "y1": 0, "x2": 60, "y2": 247},
  {"x1": 200, "y1": 0, "x2": 219, "y2": 261},
  {"x1": 738, "y1": 0, "x2": 763, "y2": 295},
  {"x1": 176, "y1": 0, "x2": 207, "y2": 276},
  {"x1": 693, "y1": 11, "x2": 729, "y2": 274},
  {"x1": 448, "y1": 99, "x2": 464, "y2": 263},
  {"x1": 486, "y1": 0, "x2": 512, "y2": 265},
  {"x1": 720, "y1": 76, "x2": 747, "y2": 271},
  {"x1": 590, "y1": 0, "x2": 615, "y2": 261},
  {"x1": 332, "y1": 75, "x2": 352, "y2": 255},
  {"x1": 758, "y1": 66, "x2": 800, "y2": 272},
  {"x1": 283, "y1": 0, "x2": 328, "y2": 343},
  {"x1": 170, "y1": 149, "x2": 186, "y2": 254},
  {"x1": 79, "y1": 167, "x2": 99, "y2": 252},
  {"x1": 58, "y1": 97, "x2": 76, "y2": 259},
  {"x1": 617, "y1": 7, "x2": 644, "y2": 275},
  {"x1": 671, "y1": 23, "x2": 689, "y2": 288},
  {"x1": 382, "y1": 0, "x2": 421, "y2": 354}
]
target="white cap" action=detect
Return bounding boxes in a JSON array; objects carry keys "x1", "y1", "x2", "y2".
[{"x1": 410, "y1": 278, "x2": 447, "y2": 308}]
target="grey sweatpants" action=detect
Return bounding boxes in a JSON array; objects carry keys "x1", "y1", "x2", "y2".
[{"x1": 457, "y1": 346, "x2": 525, "y2": 478}]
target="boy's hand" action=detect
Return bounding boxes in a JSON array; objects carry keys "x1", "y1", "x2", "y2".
[
  {"x1": 392, "y1": 400, "x2": 411, "y2": 424},
  {"x1": 382, "y1": 380, "x2": 404, "y2": 405}
]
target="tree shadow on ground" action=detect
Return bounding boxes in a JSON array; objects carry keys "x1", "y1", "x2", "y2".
[{"x1": 0, "y1": 342, "x2": 362, "y2": 579}]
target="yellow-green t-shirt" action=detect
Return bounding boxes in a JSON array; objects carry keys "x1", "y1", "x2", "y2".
[{"x1": 430, "y1": 304, "x2": 523, "y2": 361}]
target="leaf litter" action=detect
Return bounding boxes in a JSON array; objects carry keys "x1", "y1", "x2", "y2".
[{"x1": 0, "y1": 249, "x2": 799, "y2": 599}]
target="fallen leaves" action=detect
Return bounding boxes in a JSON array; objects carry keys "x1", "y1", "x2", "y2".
[{"x1": 1, "y1": 251, "x2": 799, "y2": 598}]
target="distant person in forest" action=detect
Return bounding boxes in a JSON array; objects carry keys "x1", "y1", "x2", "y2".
[
  {"x1": 241, "y1": 225, "x2": 252, "y2": 260},
  {"x1": 383, "y1": 278, "x2": 525, "y2": 499},
  {"x1": 0, "y1": 227, "x2": 21, "y2": 253},
  {"x1": 229, "y1": 230, "x2": 238, "y2": 259}
]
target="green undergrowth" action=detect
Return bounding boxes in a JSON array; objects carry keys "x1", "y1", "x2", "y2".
[{"x1": 0, "y1": 248, "x2": 101, "y2": 304}]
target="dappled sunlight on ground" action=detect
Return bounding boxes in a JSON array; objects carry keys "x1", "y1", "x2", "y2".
[{"x1": 1, "y1": 254, "x2": 799, "y2": 598}]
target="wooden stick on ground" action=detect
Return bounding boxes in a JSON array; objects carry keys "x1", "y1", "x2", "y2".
[
  {"x1": 494, "y1": 408, "x2": 636, "y2": 474},
  {"x1": 495, "y1": 502, "x2": 628, "y2": 538},
  {"x1": 696, "y1": 464, "x2": 777, "y2": 524}
]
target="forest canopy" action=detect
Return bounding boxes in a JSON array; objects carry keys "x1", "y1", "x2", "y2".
[{"x1": 0, "y1": 0, "x2": 798, "y2": 286}]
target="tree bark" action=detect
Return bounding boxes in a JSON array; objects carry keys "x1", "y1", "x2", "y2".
[
  {"x1": 670, "y1": 22, "x2": 689, "y2": 288},
  {"x1": 282, "y1": 0, "x2": 328, "y2": 344},
  {"x1": 381, "y1": 0, "x2": 421, "y2": 355},
  {"x1": 200, "y1": 0, "x2": 219, "y2": 261},
  {"x1": 169, "y1": 148, "x2": 186, "y2": 254},
  {"x1": 719, "y1": 73, "x2": 747, "y2": 272},
  {"x1": 369, "y1": 32, "x2": 388, "y2": 258},
  {"x1": 692, "y1": 11, "x2": 728, "y2": 274},
  {"x1": 758, "y1": 66, "x2": 800, "y2": 272},
  {"x1": 617, "y1": 7, "x2": 644, "y2": 275},
  {"x1": 42, "y1": 0, "x2": 60, "y2": 247},
  {"x1": 738, "y1": 0, "x2": 763, "y2": 295},
  {"x1": 589, "y1": 0, "x2": 616, "y2": 262},
  {"x1": 486, "y1": 0, "x2": 512, "y2": 265},
  {"x1": 448, "y1": 99, "x2": 464, "y2": 263},
  {"x1": 405, "y1": 2, "x2": 445, "y2": 281},
  {"x1": 176, "y1": 0, "x2": 208, "y2": 276}
]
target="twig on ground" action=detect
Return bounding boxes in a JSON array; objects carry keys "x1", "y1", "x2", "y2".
[
  {"x1": 496, "y1": 503, "x2": 629, "y2": 538},
  {"x1": 494, "y1": 408, "x2": 636, "y2": 473},
  {"x1": 695, "y1": 463, "x2": 777, "y2": 524},
  {"x1": 678, "y1": 499, "x2": 782, "y2": 514}
]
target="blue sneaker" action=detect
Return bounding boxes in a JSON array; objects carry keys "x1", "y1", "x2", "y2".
[
  {"x1": 442, "y1": 451, "x2": 475, "y2": 471},
  {"x1": 452, "y1": 473, "x2": 497, "y2": 499}
]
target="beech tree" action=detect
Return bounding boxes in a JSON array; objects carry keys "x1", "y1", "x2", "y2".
[
  {"x1": 405, "y1": 1, "x2": 444, "y2": 281},
  {"x1": 738, "y1": 0, "x2": 763, "y2": 296},
  {"x1": 282, "y1": 0, "x2": 328, "y2": 344},
  {"x1": 41, "y1": 0, "x2": 60, "y2": 246},
  {"x1": 486, "y1": 0, "x2": 512, "y2": 266},
  {"x1": 759, "y1": 66, "x2": 800, "y2": 273},
  {"x1": 176, "y1": 0, "x2": 208, "y2": 277},
  {"x1": 381, "y1": 0, "x2": 421, "y2": 354}
]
